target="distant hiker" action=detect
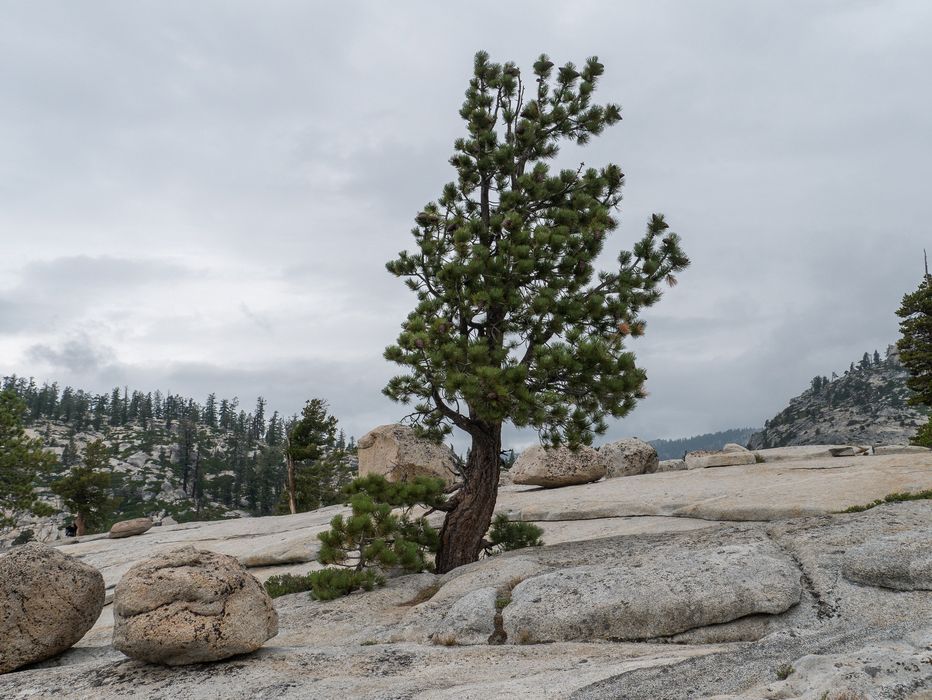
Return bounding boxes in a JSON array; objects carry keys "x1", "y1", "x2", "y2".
[{"x1": 65, "y1": 522, "x2": 77, "y2": 537}]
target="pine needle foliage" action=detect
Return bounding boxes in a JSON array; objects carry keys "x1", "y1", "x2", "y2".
[
  {"x1": 484, "y1": 514, "x2": 544, "y2": 554},
  {"x1": 309, "y1": 475, "x2": 446, "y2": 599},
  {"x1": 896, "y1": 272, "x2": 932, "y2": 446},
  {"x1": 897, "y1": 273, "x2": 932, "y2": 408},
  {"x1": 51, "y1": 439, "x2": 115, "y2": 535},
  {"x1": 0, "y1": 388, "x2": 56, "y2": 532},
  {"x1": 382, "y1": 50, "x2": 689, "y2": 571}
]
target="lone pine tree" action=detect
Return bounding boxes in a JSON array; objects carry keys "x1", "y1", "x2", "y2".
[
  {"x1": 897, "y1": 269, "x2": 932, "y2": 444},
  {"x1": 384, "y1": 51, "x2": 689, "y2": 573},
  {"x1": 52, "y1": 438, "x2": 113, "y2": 536}
]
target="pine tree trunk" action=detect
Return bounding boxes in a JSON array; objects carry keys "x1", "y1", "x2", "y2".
[
  {"x1": 75, "y1": 511, "x2": 86, "y2": 537},
  {"x1": 435, "y1": 422, "x2": 501, "y2": 574},
  {"x1": 286, "y1": 453, "x2": 297, "y2": 515}
]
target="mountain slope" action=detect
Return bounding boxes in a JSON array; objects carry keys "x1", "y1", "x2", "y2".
[{"x1": 747, "y1": 346, "x2": 926, "y2": 449}]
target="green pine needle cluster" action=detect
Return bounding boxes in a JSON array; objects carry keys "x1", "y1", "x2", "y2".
[
  {"x1": 309, "y1": 475, "x2": 446, "y2": 599},
  {"x1": 896, "y1": 273, "x2": 932, "y2": 446},
  {"x1": 0, "y1": 388, "x2": 57, "y2": 532},
  {"x1": 383, "y1": 51, "x2": 689, "y2": 448},
  {"x1": 485, "y1": 514, "x2": 544, "y2": 554}
]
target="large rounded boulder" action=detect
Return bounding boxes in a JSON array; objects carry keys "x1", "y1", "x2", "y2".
[
  {"x1": 599, "y1": 438, "x2": 659, "y2": 478},
  {"x1": 357, "y1": 423, "x2": 459, "y2": 488},
  {"x1": 510, "y1": 444, "x2": 606, "y2": 487},
  {"x1": 0, "y1": 543, "x2": 105, "y2": 673},
  {"x1": 113, "y1": 546, "x2": 278, "y2": 665}
]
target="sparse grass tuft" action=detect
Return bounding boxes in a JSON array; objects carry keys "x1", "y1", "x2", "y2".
[
  {"x1": 775, "y1": 663, "x2": 794, "y2": 680},
  {"x1": 401, "y1": 582, "x2": 442, "y2": 606},
  {"x1": 495, "y1": 594, "x2": 512, "y2": 611},
  {"x1": 841, "y1": 489, "x2": 932, "y2": 513}
]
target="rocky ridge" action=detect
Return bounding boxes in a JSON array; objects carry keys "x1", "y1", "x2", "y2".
[{"x1": 748, "y1": 345, "x2": 927, "y2": 449}]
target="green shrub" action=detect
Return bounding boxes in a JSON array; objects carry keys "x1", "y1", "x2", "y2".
[
  {"x1": 484, "y1": 515, "x2": 544, "y2": 555},
  {"x1": 12, "y1": 528, "x2": 34, "y2": 546},
  {"x1": 310, "y1": 474, "x2": 446, "y2": 600},
  {"x1": 841, "y1": 489, "x2": 932, "y2": 513},
  {"x1": 306, "y1": 568, "x2": 384, "y2": 601},
  {"x1": 912, "y1": 416, "x2": 932, "y2": 448},
  {"x1": 264, "y1": 573, "x2": 314, "y2": 598},
  {"x1": 775, "y1": 663, "x2": 794, "y2": 680}
]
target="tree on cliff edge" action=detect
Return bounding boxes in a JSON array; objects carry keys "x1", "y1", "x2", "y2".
[
  {"x1": 383, "y1": 51, "x2": 689, "y2": 573},
  {"x1": 897, "y1": 270, "x2": 932, "y2": 445}
]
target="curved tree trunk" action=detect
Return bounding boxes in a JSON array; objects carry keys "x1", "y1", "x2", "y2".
[
  {"x1": 435, "y1": 422, "x2": 501, "y2": 574},
  {"x1": 75, "y1": 511, "x2": 86, "y2": 537},
  {"x1": 286, "y1": 453, "x2": 297, "y2": 515}
]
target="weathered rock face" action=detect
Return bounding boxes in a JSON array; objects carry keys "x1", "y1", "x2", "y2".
[
  {"x1": 502, "y1": 541, "x2": 801, "y2": 643},
  {"x1": 510, "y1": 444, "x2": 606, "y2": 487},
  {"x1": 431, "y1": 587, "x2": 498, "y2": 645},
  {"x1": 357, "y1": 424, "x2": 459, "y2": 488},
  {"x1": 656, "y1": 458, "x2": 687, "y2": 472},
  {"x1": 842, "y1": 529, "x2": 932, "y2": 591},
  {"x1": 108, "y1": 517, "x2": 153, "y2": 539},
  {"x1": 748, "y1": 346, "x2": 925, "y2": 449},
  {"x1": 0, "y1": 543, "x2": 105, "y2": 673},
  {"x1": 685, "y1": 450, "x2": 758, "y2": 469},
  {"x1": 599, "y1": 438, "x2": 659, "y2": 478},
  {"x1": 112, "y1": 546, "x2": 278, "y2": 665}
]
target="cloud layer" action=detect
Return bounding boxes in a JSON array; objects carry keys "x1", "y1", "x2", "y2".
[{"x1": 2, "y1": 1, "x2": 929, "y2": 446}]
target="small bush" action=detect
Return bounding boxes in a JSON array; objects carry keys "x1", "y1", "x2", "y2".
[
  {"x1": 775, "y1": 663, "x2": 794, "y2": 680},
  {"x1": 841, "y1": 489, "x2": 932, "y2": 513},
  {"x1": 306, "y1": 568, "x2": 384, "y2": 601},
  {"x1": 911, "y1": 416, "x2": 932, "y2": 447},
  {"x1": 264, "y1": 573, "x2": 313, "y2": 598},
  {"x1": 12, "y1": 529, "x2": 34, "y2": 546},
  {"x1": 484, "y1": 515, "x2": 544, "y2": 555},
  {"x1": 310, "y1": 474, "x2": 445, "y2": 600}
]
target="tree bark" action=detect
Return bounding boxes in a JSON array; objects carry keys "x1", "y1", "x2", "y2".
[
  {"x1": 286, "y1": 451, "x2": 297, "y2": 515},
  {"x1": 75, "y1": 511, "x2": 86, "y2": 537},
  {"x1": 435, "y1": 422, "x2": 501, "y2": 574}
]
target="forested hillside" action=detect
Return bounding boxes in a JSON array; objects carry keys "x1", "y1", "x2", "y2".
[
  {"x1": 1, "y1": 375, "x2": 357, "y2": 541},
  {"x1": 649, "y1": 427, "x2": 759, "y2": 460}
]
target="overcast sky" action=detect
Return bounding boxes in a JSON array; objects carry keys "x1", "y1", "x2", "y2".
[{"x1": 2, "y1": 1, "x2": 929, "y2": 448}]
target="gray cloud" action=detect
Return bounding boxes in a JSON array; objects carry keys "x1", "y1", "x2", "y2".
[{"x1": 2, "y1": 1, "x2": 930, "y2": 444}]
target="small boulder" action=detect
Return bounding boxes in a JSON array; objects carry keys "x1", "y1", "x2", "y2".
[
  {"x1": 842, "y1": 530, "x2": 932, "y2": 591},
  {"x1": 599, "y1": 438, "x2": 659, "y2": 478},
  {"x1": 722, "y1": 443, "x2": 749, "y2": 453},
  {"x1": 108, "y1": 517, "x2": 153, "y2": 539},
  {"x1": 357, "y1": 424, "x2": 459, "y2": 488},
  {"x1": 113, "y1": 546, "x2": 278, "y2": 665},
  {"x1": 0, "y1": 543, "x2": 105, "y2": 673},
  {"x1": 657, "y1": 458, "x2": 687, "y2": 472},
  {"x1": 431, "y1": 587, "x2": 498, "y2": 645},
  {"x1": 685, "y1": 450, "x2": 757, "y2": 469},
  {"x1": 510, "y1": 445, "x2": 606, "y2": 488},
  {"x1": 829, "y1": 446, "x2": 869, "y2": 457}
]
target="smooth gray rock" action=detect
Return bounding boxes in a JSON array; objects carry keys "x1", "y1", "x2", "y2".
[
  {"x1": 503, "y1": 542, "x2": 801, "y2": 643},
  {"x1": 842, "y1": 529, "x2": 932, "y2": 590},
  {"x1": 510, "y1": 444, "x2": 606, "y2": 487},
  {"x1": 599, "y1": 438, "x2": 659, "y2": 478},
  {"x1": 0, "y1": 543, "x2": 104, "y2": 673},
  {"x1": 656, "y1": 458, "x2": 686, "y2": 472},
  {"x1": 113, "y1": 546, "x2": 278, "y2": 665},
  {"x1": 432, "y1": 587, "x2": 498, "y2": 645},
  {"x1": 685, "y1": 450, "x2": 758, "y2": 469}
]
